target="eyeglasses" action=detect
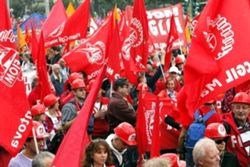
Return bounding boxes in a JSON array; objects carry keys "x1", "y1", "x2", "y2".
[{"x1": 214, "y1": 140, "x2": 225, "y2": 144}]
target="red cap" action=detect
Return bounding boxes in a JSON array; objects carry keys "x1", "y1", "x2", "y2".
[
  {"x1": 232, "y1": 92, "x2": 250, "y2": 105},
  {"x1": 69, "y1": 72, "x2": 83, "y2": 84},
  {"x1": 160, "y1": 153, "x2": 186, "y2": 167},
  {"x1": 28, "y1": 121, "x2": 50, "y2": 139},
  {"x1": 43, "y1": 93, "x2": 59, "y2": 107},
  {"x1": 175, "y1": 55, "x2": 184, "y2": 65},
  {"x1": 71, "y1": 79, "x2": 86, "y2": 89},
  {"x1": 114, "y1": 122, "x2": 137, "y2": 146},
  {"x1": 31, "y1": 104, "x2": 46, "y2": 116},
  {"x1": 205, "y1": 123, "x2": 229, "y2": 139}
]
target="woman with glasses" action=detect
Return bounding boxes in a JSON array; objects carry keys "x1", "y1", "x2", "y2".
[{"x1": 204, "y1": 123, "x2": 240, "y2": 167}]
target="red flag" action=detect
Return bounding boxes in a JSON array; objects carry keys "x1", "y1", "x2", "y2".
[
  {"x1": 130, "y1": 0, "x2": 149, "y2": 71},
  {"x1": 52, "y1": 65, "x2": 106, "y2": 167},
  {"x1": 106, "y1": 8, "x2": 122, "y2": 81},
  {"x1": 136, "y1": 88, "x2": 160, "y2": 159},
  {"x1": 164, "y1": 15, "x2": 179, "y2": 70},
  {"x1": 31, "y1": 28, "x2": 38, "y2": 65},
  {"x1": 63, "y1": 15, "x2": 112, "y2": 81},
  {"x1": 25, "y1": 26, "x2": 31, "y2": 46},
  {"x1": 183, "y1": 0, "x2": 250, "y2": 117},
  {"x1": 0, "y1": 0, "x2": 15, "y2": 49},
  {"x1": 0, "y1": 0, "x2": 32, "y2": 155},
  {"x1": 120, "y1": 16, "x2": 139, "y2": 85},
  {"x1": 42, "y1": 0, "x2": 67, "y2": 39},
  {"x1": 150, "y1": 96, "x2": 160, "y2": 158},
  {"x1": 136, "y1": 85, "x2": 149, "y2": 158},
  {"x1": 45, "y1": 0, "x2": 90, "y2": 48},
  {"x1": 36, "y1": 32, "x2": 53, "y2": 101}
]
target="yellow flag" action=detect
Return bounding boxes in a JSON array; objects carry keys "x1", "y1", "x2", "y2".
[
  {"x1": 17, "y1": 25, "x2": 27, "y2": 51},
  {"x1": 185, "y1": 26, "x2": 191, "y2": 44},
  {"x1": 66, "y1": 2, "x2": 75, "y2": 17},
  {"x1": 113, "y1": 4, "x2": 120, "y2": 22}
]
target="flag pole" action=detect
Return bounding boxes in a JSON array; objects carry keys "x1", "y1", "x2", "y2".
[
  {"x1": 157, "y1": 50, "x2": 166, "y2": 82},
  {"x1": 32, "y1": 127, "x2": 40, "y2": 154},
  {"x1": 110, "y1": 81, "x2": 113, "y2": 98}
]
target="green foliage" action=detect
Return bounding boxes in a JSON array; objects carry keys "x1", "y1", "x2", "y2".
[{"x1": 10, "y1": 0, "x2": 205, "y2": 19}]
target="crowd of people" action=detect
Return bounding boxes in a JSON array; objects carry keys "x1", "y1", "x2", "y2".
[{"x1": 4, "y1": 43, "x2": 249, "y2": 167}]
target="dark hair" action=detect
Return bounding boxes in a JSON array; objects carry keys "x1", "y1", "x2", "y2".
[
  {"x1": 113, "y1": 78, "x2": 128, "y2": 91},
  {"x1": 81, "y1": 139, "x2": 113, "y2": 167}
]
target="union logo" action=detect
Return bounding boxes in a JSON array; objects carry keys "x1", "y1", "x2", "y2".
[
  {"x1": 76, "y1": 41, "x2": 105, "y2": 65},
  {"x1": 48, "y1": 22, "x2": 65, "y2": 38},
  {"x1": 0, "y1": 45, "x2": 22, "y2": 87},
  {"x1": 204, "y1": 15, "x2": 235, "y2": 60},
  {"x1": 130, "y1": 18, "x2": 143, "y2": 47}
]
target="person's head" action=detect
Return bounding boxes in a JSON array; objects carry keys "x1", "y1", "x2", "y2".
[
  {"x1": 51, "y1": 64, "x2": 61, "y2": 76},
  {"x1": 166, "y1": 78, "x2": 175, "y2": 91},
  {"x1": 32, "y1": 151, "x2": 55, "y2": 167},
  {"x1": 113, "y1": 78, "x2": 130, "y2": 97},
  {"x1": 143, "y1": 157, "x2": 171, "y2": 167},
  {"x1": 168, "y1": 66, "x2": 180, "y2": 78},
  {"x1": 31, "y1": 104, "x2": 46, "y2": 122},
  {"x1": 231, "y1": 92, "x2": 250, "y2": 125},
  {"x1": 69, "y1": 72, "x2": 83, "y2": 85},
  {"x1": 205, "y1": 123, "x2": 229, "y2": 155},
  {"x1": 25, "y1": 121, "x2": 50, "y2": 156},
  {"x1": 82, "y1": 139, "x2": 113, "y2": 167},
  {"x1": 43, "y1": 93, "x2": 59, "y2": 111},
  {"x1": 112, "y1": 122, "x2": 137, "y2": 152},
  {"x1": 175, "y1": 54, "x2": 185, "y2": 72},
  {"x1": 193, "y1": 138, "x2": 220, "y2": 167},
  {"x1": 46, "y1": 48, "x2": 55, "y2": 59},
  {"x1": 71, "y1": 79, "x2": 86, "y2": 100}
]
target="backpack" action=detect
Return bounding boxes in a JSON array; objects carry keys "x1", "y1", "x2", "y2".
[{"x1": 185, "y1": 109, "x2": 216, "y2": 149}]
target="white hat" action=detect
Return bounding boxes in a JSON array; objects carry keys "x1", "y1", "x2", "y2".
[{"x1": 169, "y1": 66, "x2": 180, "y2": 74}]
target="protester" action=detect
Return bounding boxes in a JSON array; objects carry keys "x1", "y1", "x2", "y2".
[
  {"x1": 192, "y1": 138, "x2": 220, "y2": 167},
  {"x1": 8, "y1": 121, "x2": 50, "y2": 167},
  {"x1": 43, "y1": 93, "x2": 61, "y2": 134},
  {"x1": 50, "y1": 64, "x2": 66, "y2": 96},
  {"x1": 107, "y1": 78, "x2": 136, "y2": 132},
  {"x1": 31, "y1": 104, "x2": 46, "y2": 123},
  {"x1": 91, "y1": 81, "x2": 110, "y2": 139},
  {"x1": 106, "y1": 122, "x2": 138, "y2": 167},
  {"x1": 60, "y1": 72, "x2": 83, "y2": 107},
  {"x1": 32, "y1": 151, "x2": 55, "y2": 167},
  {"x1": 174, "y1": 54, "x2": 185, "y2": 74},
  {"x1": 28, "y1": 76, "x2": 41, "y2": 106},
  {"x1": 183, "y1": 100, "x2": 222, "y2": 167},
  {"x1": 223, "y1": 92, "x2": 250, "y2": 167},
  {"x1": 81, "y1": 139, "x2": 114, "y2": 167},
  {"x1": 204, "y1": 123, "x2": 240, "y2": 167},
  {"x1": 158, "y1": 77, "x2": 178, "y2": 102},
  {"x1": 61, "y1": 78, "x2": 94, "y2": 134}
]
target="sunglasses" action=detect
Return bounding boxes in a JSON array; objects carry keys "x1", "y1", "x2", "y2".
[{"x1": 214, "y1": 140, "x2": 225, "y2": 144}]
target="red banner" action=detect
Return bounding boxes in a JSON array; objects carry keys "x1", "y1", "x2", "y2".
[
  {"x1": 62, "y1": 16, "x2": 112, "y2": 81},
  {"x1": 42, "y1": 0, "x2": 67, "y2": 39},
  {"x1": 147, "y1": 3, "x2": 186, "y2": 50},
  {"x1": 183, "y1": 0, "x2": 250, "y2": 114},
  {"x1": 44, "y1": 0, "x2": 90, "y2": 48},
  {"x1": 0, "y1": 0, "x2": 32, "y2": 155}
]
